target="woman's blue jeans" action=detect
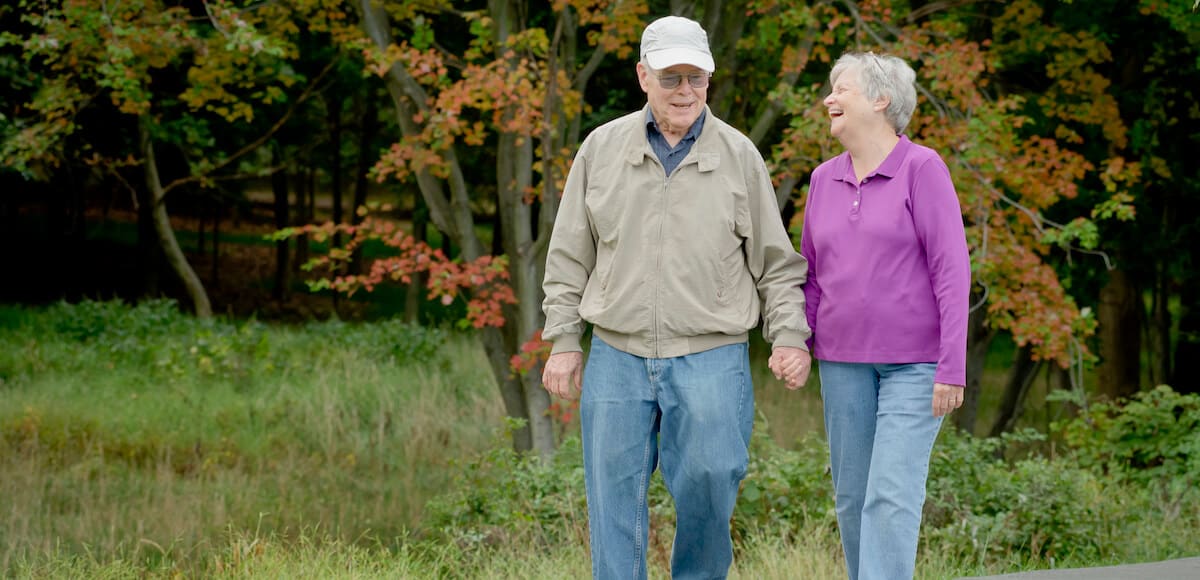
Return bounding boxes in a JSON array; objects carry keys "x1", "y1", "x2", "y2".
[
  {"x1": 581, "y1": 337, "x2": 754, "y2": 580},
  {"x1": 819, "y1": 361, "x2": 944, "y2": 580}
]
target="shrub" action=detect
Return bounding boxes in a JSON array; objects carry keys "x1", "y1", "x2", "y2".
[
  {"x1": 295, "y1": 317, "x2": 445, "y2": 366},
  {"x1": 1058, "y1": 385, "x2": 1200, "y2": 487},
  {"x1": 924, "y1": 428, "x2": 1105, "y2": 562},
  {"x1": 734, "y1": 429, "x2": 836, "y2": 540},
  {"x1": 419, "y1": 424, "x2": 589, "y2": 555},
  {"x1": 420, "y1": 416, "x2": 839, "y2": 552}
]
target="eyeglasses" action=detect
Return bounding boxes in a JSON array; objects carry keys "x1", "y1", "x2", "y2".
[{"x1": 655, "y1": 71, "x2": 711, "y2": 89}]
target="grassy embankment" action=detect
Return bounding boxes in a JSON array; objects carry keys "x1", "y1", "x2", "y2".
[{"x1": 2, "y1": 300, "x2": 1197, "y2": 578}]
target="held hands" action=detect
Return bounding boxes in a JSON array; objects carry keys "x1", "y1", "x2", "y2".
[
  {"x1": 769, "y1": 346, "x2": 812, "y2": 390},
  {"x1": 933, "y1": 382, "x2": 964, "y2": 417},
  {"x1": 542, "y1": 351, "x2": 583, "y2": 399},
  {"x1": 767, "y1": 348, "x2": 965, "y2": 416}
]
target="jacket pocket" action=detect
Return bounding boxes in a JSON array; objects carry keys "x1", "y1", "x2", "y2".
[
  {"x1": 585, "y1": 183, "x2": 625, "y2": 244},
  {"x1": 598, "y1": 259, "x2": 614, "y2": 303},
  {"x1": 714, "y1": 258, "x2": 732, "y2": 307}
]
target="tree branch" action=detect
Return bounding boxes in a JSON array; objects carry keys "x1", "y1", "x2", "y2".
[
  {"x1": 159, "y1": 58, "x2": 336, "y2": 197},
  {"x1": 838, "y1": 0, "x2": 1113, "y2": 272},
  {"x1": 956, "y1": 158, "x2": 1115, "y2": 271},
  {"x1": 359, "y1": 0, "x2": 483, "y2": 257}
]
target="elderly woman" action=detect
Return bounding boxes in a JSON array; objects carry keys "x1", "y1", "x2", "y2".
[{"x1": 793, "y1": 52, "x2": 971, "y2": 580}]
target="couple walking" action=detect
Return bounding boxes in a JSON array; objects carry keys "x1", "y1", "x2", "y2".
[{"x1": 541, "y1": 15, "x2": 970, "y2": 580}]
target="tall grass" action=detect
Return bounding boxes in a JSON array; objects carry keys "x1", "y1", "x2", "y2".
[
  {"x1": 0, "y1": 300, "x2": 504, "y2": 574},
  {"x1": 2, "y1": 300, "x2": 1198, "y2": 578}
]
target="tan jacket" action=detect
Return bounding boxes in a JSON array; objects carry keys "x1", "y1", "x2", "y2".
[{"x1": 542, "y1": 106, "x2": 810, "y2": 358}]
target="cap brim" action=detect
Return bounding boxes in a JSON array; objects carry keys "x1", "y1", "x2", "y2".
[{"x1": 644, "y1": 48, "x2": 715, "y2": 73}]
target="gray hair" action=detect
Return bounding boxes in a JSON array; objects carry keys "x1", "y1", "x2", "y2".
[{"x1": 830, "y1": 52, "x2": 917, "y2": 134}]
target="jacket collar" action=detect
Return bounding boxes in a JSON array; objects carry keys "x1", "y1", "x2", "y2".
[{"x1": 625, "y1": 104, "x2": 721, "y2": 173}]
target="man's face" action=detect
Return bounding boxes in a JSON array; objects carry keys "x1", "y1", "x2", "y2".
[{"x1": 638, "y1": 62, "x2": 709, "y2": 139}]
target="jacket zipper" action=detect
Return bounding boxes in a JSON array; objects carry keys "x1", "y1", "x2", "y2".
[{"x1": 653, "y1": 161, "x2": 673, "y2": 358}]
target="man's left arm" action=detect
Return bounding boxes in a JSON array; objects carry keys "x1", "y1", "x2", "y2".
[
  {"x1": 741, "y1": 152, "x2": 810, "y2": 346},
  {"x1": 739, "y1": 150, "x2": 813, "y2": 386}
]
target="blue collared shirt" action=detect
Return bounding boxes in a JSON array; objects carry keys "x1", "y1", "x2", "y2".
[{"x1": 646, "y1": 109, "x2": 706, "y2": 177}]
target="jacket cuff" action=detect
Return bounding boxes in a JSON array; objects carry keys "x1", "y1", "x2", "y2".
[
  {"x1": 550, "y1": 333, "x2": 584, "y2": 355},
  {"x1": 771, "y1": 331, "x2": 811, "y2": 351}
]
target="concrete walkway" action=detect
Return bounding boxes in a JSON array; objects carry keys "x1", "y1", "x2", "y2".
[{"x1": 963, "y1": 557, "x2": 1200, "y2": 579}]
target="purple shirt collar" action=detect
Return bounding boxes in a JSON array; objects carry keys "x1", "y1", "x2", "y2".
[{"x1": 832, "y1": 134, "x2": 912, "y2": 183}]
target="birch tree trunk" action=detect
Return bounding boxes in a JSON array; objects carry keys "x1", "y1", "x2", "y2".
[
  {"x1": 139, "y1": 116, "x2": 213, "y2": 319},
  {"x1": 361, "y1": 0, "x2": 556, "y2": 456}
]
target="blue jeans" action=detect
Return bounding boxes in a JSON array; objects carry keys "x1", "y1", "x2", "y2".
[
  {"x1": 581, "y1": 337, "x2": 754, "y2": 580},
  {"x1": 819, "y1": 361, "x2": 944, "y2": 580}
]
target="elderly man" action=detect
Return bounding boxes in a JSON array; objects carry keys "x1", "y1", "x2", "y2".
[{"x1": 541, "y1": 15, "x2": 812, "y2": 579}]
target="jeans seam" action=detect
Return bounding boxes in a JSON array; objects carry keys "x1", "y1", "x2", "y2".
[
  {"x1": 734, "y1": 354, "x2": 750, "y2": 480},
  {"x1": 631, "y1": 413, "x2": 655, "y2": 580},
  {"x1": 918, "y1": 415, "x2": 943, "y2": 484}
]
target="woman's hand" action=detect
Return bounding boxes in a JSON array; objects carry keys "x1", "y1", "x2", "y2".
[
  {"x1": 769, "y1": 346, "x2": 812, "y2": 390},
  {"x1": 932, "y1": 382, "x2": 964, "y2": 417}
]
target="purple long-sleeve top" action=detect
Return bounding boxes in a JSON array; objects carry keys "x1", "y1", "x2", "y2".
[{"x1": 800, "y1": 136, "x2": 971, "y2": 386}]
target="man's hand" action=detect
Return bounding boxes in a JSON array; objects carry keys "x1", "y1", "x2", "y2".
[
  {"x1": 768, "y1": 346, "x2": 812, "y2": 390},
  {"x1": 542, "y1": 351, "x2": 584, "y2": 399},
  {"x1": 932, "y1": 382, "x2": 964, "y2": 417}
]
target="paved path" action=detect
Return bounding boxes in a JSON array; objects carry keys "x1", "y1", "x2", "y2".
[{"x1": 962, "y1": 557, "x2": 1200, "y2": 579}]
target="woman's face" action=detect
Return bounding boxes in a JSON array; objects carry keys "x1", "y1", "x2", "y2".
[{"x1": 823, "y1": 65, "x2": 881, "y2": 139}]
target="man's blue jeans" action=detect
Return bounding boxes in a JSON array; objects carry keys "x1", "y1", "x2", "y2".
[
  {"x1": 581, "y1": 337, "x2": 754, "y2": 580},
  {"x1": 819, "y1": 361, "x2": 944, "y2": 580}
]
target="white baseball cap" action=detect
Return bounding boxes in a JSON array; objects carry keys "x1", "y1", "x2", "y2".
[{"x1": 640, "y1": 16, "x2": 715, "y2": 73}]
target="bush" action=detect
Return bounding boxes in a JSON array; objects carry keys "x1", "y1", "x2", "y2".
[
  {"x1": 1058, "y1": 385, "x2": 1200, "y2": 487},
  {"x1": 924, "y1": 428, "x2": 1105, "y2": 562},
  {"x1": 734, "y1": 429, "x2": 836, "y2": 539},
  {"x1": 296, "y1": 317, "x2": 445, "y2": 366},
  {"x1": 420, "y1": 424, "x2": 589, "y2": 555},
  {"x1": 922, "y1": 388, "x2": 1200, "y2": 565},
  {"x1": 417, "y1": 415, "x2": 842, "y2": 573}
]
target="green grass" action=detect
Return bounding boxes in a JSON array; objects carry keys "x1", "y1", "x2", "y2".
[
  {"x1": 0, "y1": 301, "x2": 506, "y2": 574},
  {"x1": 2, "y1": 301, "x2": 1198, "y2": 578}
]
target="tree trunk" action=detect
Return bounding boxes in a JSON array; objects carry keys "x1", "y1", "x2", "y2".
[
  {"x1": 210, "y1": 198, "x2": 221, "y2": 287},
  {"x1": 405, "y1": 201, "x2": 427, "y2": 324},
  {"x1": 139, "y1": 116, "x2": 212, "y2": 318},
  {"x1": 271, "y1": 144, "x2": 292, "y2": 302},
  {"x1": 136, "y1": 178, "x2": 161, "y2": 297},
  {"x1": 197, "y1": 205, "x2": 207, "y2": 257},
  {"x1": 349, "y1": 87, "x2": 378, "y2": 275},
  {"x1": 362, "y1": 0, "x2": 556, "y2": 455},
  {"x1": 989, "y1": 344, "x2": 1042, "y2": 438},
  {"x1": 1148, "y1": 265, "x2": 1171, "y2": 386},
  {"x1": 497, "y1": 115, "x2": 554, "y2": 456},
  {"x1": 492, "y1": 0, "x2": 555, "y2": 456},
  {"x1": 1096, "y1": 268, "x2": 1141, "y2": 400},
  {"x1": 0, "y1": 175, "x2": 14, "y2": 243},
  {"x1": 700, "y1": 0, "x2": 748, "y2": 120},
  {"x1": 293, "y1": 165, "x2": 315, "y2": 270},
  {"x1": 329, "y1": 95, "x2": 345, "y2": 313},
  {"x1": 1171, "y1": 277, "x2": 1199, "y2": 395},
  {"x1": 329, "y1": 98, "x2": 344, "y2": 232},
  {"x1": 956, "y1": 299, "x2": 994, "y2": 435},
  {"x1": 1053, "y1": 364, "x2": 1080, "y2": 423}
]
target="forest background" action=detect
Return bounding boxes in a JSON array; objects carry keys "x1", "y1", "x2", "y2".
[{"x1": 1, "y1": 0, "x2": 1198, "y2": 578}]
